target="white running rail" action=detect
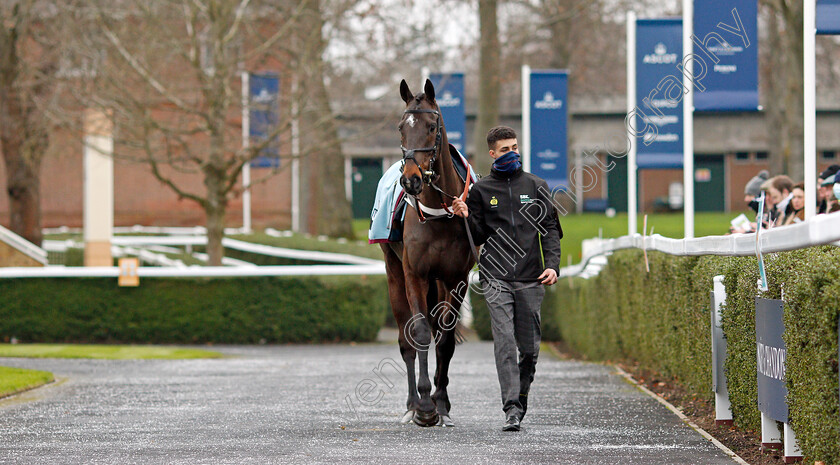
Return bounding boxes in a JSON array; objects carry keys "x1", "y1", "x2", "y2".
[
  {"x1": 559, "y1": 213, "x2": 840, "y2": 279},
  {"x1": 0, "y1": 224, "x2": 48, "y2": 265}
]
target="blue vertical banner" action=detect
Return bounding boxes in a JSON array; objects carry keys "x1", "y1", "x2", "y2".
[
  {"x1": 428, "y1": 73, "x2": 466, "y2": 153},
  {"x1": 636, "y1": 18, "x2": 683, "y2": 169},
  {"x1": 693, "y1": 0, "x2": 759, "y2": 111},
  {"x1": 817, "y1": 0, "x2": 840, "y2": 34},
  {"x1": 529, "y1": 70, "x2": 568, "y2": 189},
  {"x1": 249, "y1": 72, "x2": 280, "y2": 168}
]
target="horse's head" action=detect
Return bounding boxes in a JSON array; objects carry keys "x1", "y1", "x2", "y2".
[{"x1": 398, "y1": 79, "x2": 442, "y2": 196}]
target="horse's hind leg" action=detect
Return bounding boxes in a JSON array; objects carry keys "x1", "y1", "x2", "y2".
[
  {"x1": 381, "y1": 244, "x2": 419, "y2": 423},
  {"x1": 432, "y1": 280, "x2": 462, "y2": 427}
]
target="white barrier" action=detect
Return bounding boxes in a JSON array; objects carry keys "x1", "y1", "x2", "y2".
[
  {"x1": 0, "y1": 224, "x2": 48, "y2": 265},
  {"x1": 0, "y1": 263, "x2": 386, "y2": 278},
  {"x1": 559, "y1": 213, "x2": 840, "y2": 279}
]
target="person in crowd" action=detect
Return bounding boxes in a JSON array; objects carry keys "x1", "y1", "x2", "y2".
[
  {"x1": 825, "y1": 174, "x2": 840, "y2": 213},
  {"x1": 782, "y1": 183, "x2": 805, "y2": 225},
  {"x1": 761, "y1": 175, "x2": 794, "y2": 227},
  {"x1": 818, "y1": 165, "x2": 840, "y2": 214},
  {"x1": 730, "y1": 170, "x2": 769, "y2": 234},
  {"x1": 744, "y1": 170, "x2": 769, "y2": 208}
]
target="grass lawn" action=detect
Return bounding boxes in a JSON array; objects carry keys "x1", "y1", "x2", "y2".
[
  {"x1": 0, "y1": 344, "x2": 224, "y2": 360},
  {"x1": 0, "y1": 366, "x2": 54, "y2": 399}
]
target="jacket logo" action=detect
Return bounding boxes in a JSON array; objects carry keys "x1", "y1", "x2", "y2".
[
  {"x1": 519, "y1": 194, "x2": 533, "y2": 204},
  {"x1": 489, "y1": 196, "x2": 499, "y2": 208}
]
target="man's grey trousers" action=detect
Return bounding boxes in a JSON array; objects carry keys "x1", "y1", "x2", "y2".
[{"x1": 482, "y1": 278, "x2": 544, "y2": 418}]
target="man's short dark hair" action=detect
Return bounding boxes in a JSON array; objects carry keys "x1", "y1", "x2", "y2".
[{"x1": 486, "y1": 126, "x2": 517, "y2": 150}]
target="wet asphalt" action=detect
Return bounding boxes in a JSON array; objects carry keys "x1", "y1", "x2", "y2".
[{"x1": 0, "y1": 340, "x2": 738, "y2": 464}]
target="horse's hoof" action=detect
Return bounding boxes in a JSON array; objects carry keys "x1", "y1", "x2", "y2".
[
  {"x1": 399, "y1": 410, "x2": 416, "y2": 424},
  {"x1": 438, "y1": 414, "x2": 455, "y2": 427},
  {"x1": 413, "y1": 410, "x2": 439, "y2": 427}
]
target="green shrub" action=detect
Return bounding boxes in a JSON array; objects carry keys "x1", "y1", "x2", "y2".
[
  {"x1": 471, "y1": 247, "x2": 840, "y2": 463},
  {"x1": 0, "y1": 276, "x2": 388, "y2": 344}
]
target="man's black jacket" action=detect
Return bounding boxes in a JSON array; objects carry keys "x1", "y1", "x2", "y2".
[{"x1": 465, "y1": 166, "x2": 563, "y2": 282}]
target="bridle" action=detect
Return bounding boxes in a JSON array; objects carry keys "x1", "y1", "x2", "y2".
[{"x1": 400, "y1": 108, "x2": 442, "y2": 186}]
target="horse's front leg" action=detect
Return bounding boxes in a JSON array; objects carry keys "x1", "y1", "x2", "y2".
[
  {"x1": 431, "y1": 280, "x2": 463, "y2": 427},
  {"x1": 403, "y1": 273, "x2": 438, "y2": 427}
]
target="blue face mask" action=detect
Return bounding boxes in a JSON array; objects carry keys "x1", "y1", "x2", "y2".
[
  {"x1": 492, "y1": 151, "x2": 522, "y2": 173},
  {"x1": 834, "y1": 183, "x2": 840, "y2": 200}
]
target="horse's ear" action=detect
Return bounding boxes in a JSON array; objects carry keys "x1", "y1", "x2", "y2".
[
  {"x1": 424, "y1": 78, "x2": 435, "y2": 101},
  {"x1": 399, "y1": 80, "x2": 413, "y2": 104}
]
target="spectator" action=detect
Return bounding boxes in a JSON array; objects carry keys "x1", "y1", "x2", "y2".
[
  {"x1": 782, "y1": 183, "x2": 805, "y2": 225},
  {"x1": 730, "y1": 170, "x2": 769, "y2": 234},
  {"x1": 761, "y1": 175, "x2": 794, "y2": 227},
  {"x1": 821, "y1": 174, "x2": 838, "y2": 213},
  {"x1": 818, "y1": 165, "x2": 840, "y2": 214},
  {"x1": 831, "y1": 175, "x2": 840, "y2": 213},
  {"x1": 744, "y1": 170, "x2": 769, "y2": 210}
]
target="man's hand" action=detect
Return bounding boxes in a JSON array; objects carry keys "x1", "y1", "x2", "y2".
[
  {"x1": 452, "y1": 198, "x2": 469, "y2": 218},
  {"x1": 539, "y1": 268, "x2": 557, "y2": 285}
]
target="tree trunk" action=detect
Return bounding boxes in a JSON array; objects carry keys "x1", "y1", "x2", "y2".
[
  {"x1": 474, "y1": 0, "x2": 500, "y2": 171},
  {"x1": 297, "y1": 0, "x2": 353, "y2": 237},
  {"x1": 205, "y1": 203, "x2": 226, "y2": 267},
  {"x1": 203, "y1": 165, "x2": 227, "y2": 266},
  {"x1": 2, "y1": 141, "x2": 42, "y2": 246},
  {"x1": 762, "y1": 0, "x2": 804, "y2": 179},
  {"x1": 0, "y1": 8, "x2": 45, "y2": 247}
]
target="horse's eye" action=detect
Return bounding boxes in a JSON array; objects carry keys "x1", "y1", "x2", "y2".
[{"x1": 429, "y1": 125, "x2": 436, "y2": 133}]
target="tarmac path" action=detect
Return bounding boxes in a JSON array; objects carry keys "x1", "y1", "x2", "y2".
[{"x1": 0, "y1": 341, "x2": 739, "y2": 464}]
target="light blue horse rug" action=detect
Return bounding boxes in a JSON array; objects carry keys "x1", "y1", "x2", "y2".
[{"x1": 369, "y1": 144, "x2": 476, "y2": 244}]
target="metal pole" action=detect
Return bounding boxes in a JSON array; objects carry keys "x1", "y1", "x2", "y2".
[
  {"x1": 683, "y1": 0, "x2": 695, "y2": 238},
  {"x1": 626, "y1": 12, "x2": 637, "y2": 236},
  {"x1": 804, "y1": 0, "x2": 817, "y2": 220},
  {"x1": 522, "y1": 65, "x2": 531, "y2": 173},
  {"x1": 241, "y1": 72, "x2": 252, "y2": 233}
]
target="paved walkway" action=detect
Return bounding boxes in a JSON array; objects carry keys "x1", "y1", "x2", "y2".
[{"x1": 0, "y1": 342, "x2": 738, "y2": 464}]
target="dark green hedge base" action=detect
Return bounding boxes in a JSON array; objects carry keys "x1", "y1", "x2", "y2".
[
  {"x1": 0, "y1": 276, "x2": 388, "y2": 344},
  {"x1": 471, "y1": 247, "x2": 840, "y2": 464}
]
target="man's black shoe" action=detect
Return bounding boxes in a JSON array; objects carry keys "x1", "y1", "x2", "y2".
[{"x1": 502, "y1": 414, "x2": 521, "y2": 432}]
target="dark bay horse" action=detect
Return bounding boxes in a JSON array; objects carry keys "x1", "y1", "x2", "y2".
[{"x1": 380, "y1": 79, "x2": 476, "y2": 427}]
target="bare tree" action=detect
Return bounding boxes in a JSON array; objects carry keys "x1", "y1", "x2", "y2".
[
  {"x1": 473, "y1": 0, "x2": 500, "y2": 166},
  {"x1": 0, "y1": 1, "x2": 60, "y2": 246},
  {"x1": 66, "y1": 0, "x2": 352, "y2": 265},
  {"x1": 296, "y1": 0, "x2": 353, "y2": 237},
  {"x1": 761, "y1": 0, "x2": 803, "y2": 179}
]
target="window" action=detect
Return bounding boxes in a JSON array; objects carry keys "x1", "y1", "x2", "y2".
[
  {"x1": 735, "y1": 152, "x2": 750, "y2": 162},
  {"x1": 756, "y1": 151, "x2": 769, "y2": 161},
  {"x1": 821, "y1": 150, "x2": 836, "y2": 160}
]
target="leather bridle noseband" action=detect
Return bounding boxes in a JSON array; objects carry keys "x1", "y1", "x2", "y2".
[{"x1": 400, "y1": 108, "x2": 442, "y2": 185}]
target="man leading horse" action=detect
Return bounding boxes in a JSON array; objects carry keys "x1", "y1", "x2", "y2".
[{"x1": 452, "y1": 125, "x2": 563, "y2": 432}]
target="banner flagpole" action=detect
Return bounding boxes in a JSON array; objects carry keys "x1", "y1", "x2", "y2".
[
  {"x1": 626, "y1": 12, "x2": 637, "y2": 236},
  {"x1": 683, "y1": 0, "x2": 695, "y2": 238},
  {"x1": 804, "y1": 0, "x2": 817, "y2": 220}
]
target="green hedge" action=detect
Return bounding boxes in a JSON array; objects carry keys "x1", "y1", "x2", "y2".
[
  {"x1": 470, "y1": 247, "x2": 840, "y2": 463},
  {"x1": 0, "y1": 276, "x2": 388, "y2": 344}
]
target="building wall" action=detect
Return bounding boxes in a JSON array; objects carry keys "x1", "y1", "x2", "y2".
[{"x1": 0, "y1": 127, "x2": 293, "y2": 230}]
